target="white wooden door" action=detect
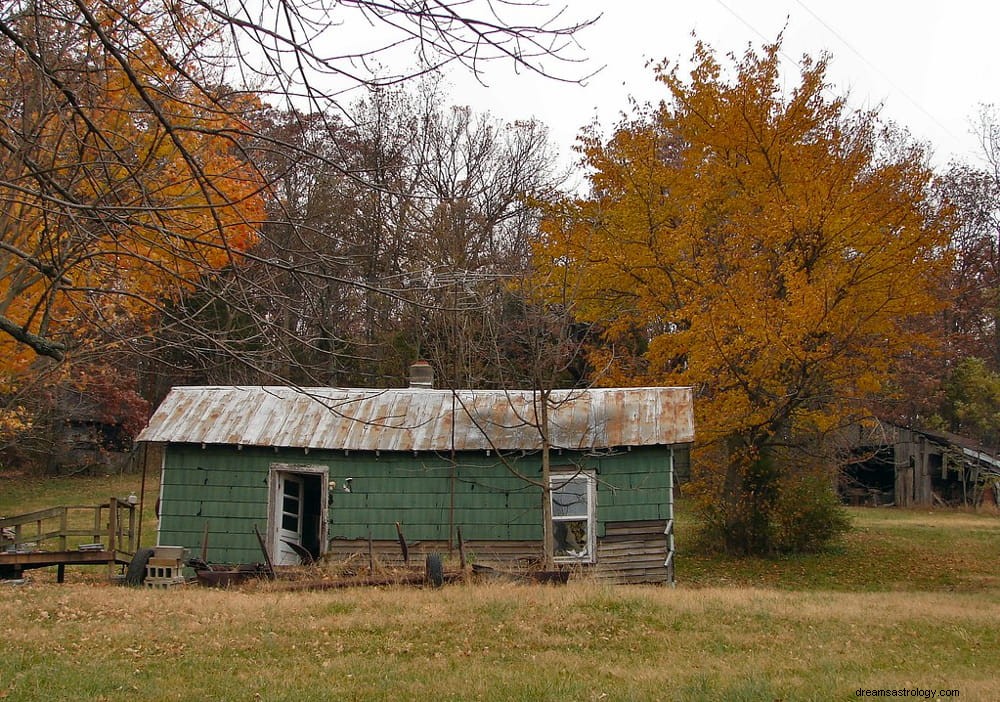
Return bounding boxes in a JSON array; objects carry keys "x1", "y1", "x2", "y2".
[{"x1": 276, "y1": 473, "x2": 304, "y2": 565}]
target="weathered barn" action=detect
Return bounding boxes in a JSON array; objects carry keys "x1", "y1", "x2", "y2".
[
  {"x1": 842, "y1": 422, "x2": 1000, "y2": 508},
  {"x1": 137, "y1": 378, "x2": 694, "y2": 584}
]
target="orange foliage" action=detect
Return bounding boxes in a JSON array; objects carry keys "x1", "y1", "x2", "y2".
[
  {"x1": 537, "y1": 39, "x2": 954, "y2": 453},
  {"x1": 0, "y1": 1, "x2": 264, "y2": 381},
  {"x1": 536, "y1": 38, "x2": 958, "y2": 553}
]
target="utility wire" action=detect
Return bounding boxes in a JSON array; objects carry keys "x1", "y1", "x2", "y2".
[
  {"x1": 793, "y1": 0, "x2": 958, "y2": 142},
  {"x1": 715, "y1": 0, "x2": 958, "y2": 146}
]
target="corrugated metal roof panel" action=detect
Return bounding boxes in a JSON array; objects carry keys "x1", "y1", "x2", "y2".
[{"x1": 137, "y1": 386, "x2": 694, "y2": 451}]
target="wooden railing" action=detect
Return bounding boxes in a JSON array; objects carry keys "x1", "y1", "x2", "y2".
[{"x1": 0, "y1": 498, "x2": 137, "y2": 556}]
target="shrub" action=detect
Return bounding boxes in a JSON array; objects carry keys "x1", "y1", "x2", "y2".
[
  {"x1": 689, "y1": 445, "x2": 849, "y2": 555},
  {"x1": 771, "y1": 470, "x2": 850, "y2": 553}
]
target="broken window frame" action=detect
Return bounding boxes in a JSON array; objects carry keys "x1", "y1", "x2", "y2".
[{"x1": 549, "y1": 469, "x2": 596, "y2": 564}]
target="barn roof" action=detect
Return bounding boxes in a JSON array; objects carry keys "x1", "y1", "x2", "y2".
[{"x1": 137, "y1": 386, "x2": 694, "y2": 452}]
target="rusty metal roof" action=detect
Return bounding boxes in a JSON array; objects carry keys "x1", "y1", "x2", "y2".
[{"x1": 137, "y1": 386, "x2": 694, "y2": 452}]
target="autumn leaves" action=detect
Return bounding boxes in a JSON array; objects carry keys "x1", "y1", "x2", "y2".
[{"x1": 536, "y1": 40, "x2": 952, "y2": 552}]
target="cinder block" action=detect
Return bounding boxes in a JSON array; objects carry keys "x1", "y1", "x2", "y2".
[
  {"x1": 153, "y1": 545, "x2": 185, "y2": 560},
  {"x1": 146, "y1": 563, "x2": 181, "y2": 580},
  {"x1": 144, "y1": 575, "x2": 187, "y2": 589}
]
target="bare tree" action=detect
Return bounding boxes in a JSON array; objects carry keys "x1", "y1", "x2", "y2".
[
  {"x1": 0, "y1": 0, "x2": 594, "y2": 362},
  {"x1": 413, "y1": 259, "x2": 600, "y2": 567},
  {"x1": 146, "y1": 78, "x2": 565, "y2": 393},
  {"x1": 0, "y1": 0, "x2": 595, "y2": 452}
]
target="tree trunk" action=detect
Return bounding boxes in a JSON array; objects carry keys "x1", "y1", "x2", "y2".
[
  {"x1": 721, "y1": 448, "x2": 746, "y2": 555},
  {"x1": 540, "y1": 391, "x2": 555, "y2": 569},
  {"x1": 720, "y1": 434, "x2": 780, "y2": 556}
]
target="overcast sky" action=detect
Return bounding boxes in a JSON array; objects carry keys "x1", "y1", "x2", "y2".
[{"x1": 438, "y1": 1, "x2": 999, "y2": 172}]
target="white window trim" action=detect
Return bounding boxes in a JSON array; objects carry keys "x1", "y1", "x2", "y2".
[{"x1": 550, "y1": 470, "x2": 596, "y2": 564}]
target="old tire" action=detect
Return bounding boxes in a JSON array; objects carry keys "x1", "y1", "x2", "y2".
[
  {"x1": 426, "y1": 553, "x2": 444, "y2": 587},
  {"x1": 124, "y1": 547, "x2": 153, "y2": 587}
]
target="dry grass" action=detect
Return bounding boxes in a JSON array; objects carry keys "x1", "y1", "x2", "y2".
[{"x1": 1, "y1": 580, "x2": 997, "y2": 701}]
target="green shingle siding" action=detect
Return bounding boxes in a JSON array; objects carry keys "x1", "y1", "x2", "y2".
[{"x1": 158, "y1": 443, "x2": 680, "y2": 561}]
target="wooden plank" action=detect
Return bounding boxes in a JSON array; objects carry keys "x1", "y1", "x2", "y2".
[
  {"x1": 598, "y1": 555, "x2": 665, "y2": 566},
  {"x1": 0, "y1": 506, "x2": 69, "y2": 526},
  {"x1": 603, "y1": 526, "x2": 668, "y2": 539},
  {"x1": 602, "y1": 532, "x2": 667, "y2": 543},
  {"x1": 0, "y1": 550, "x2": 119, "y2": 567},
  {"x1": 92, "y1": 507, "x2": 102, "y2": 543},
  {"x1": 917, "y1": 438, "x2": 931, "y2": 505},
  {"x1": 597, "y1": 564, "x2": 668, "y2": 576},
  {"x1": 59, "y1": 510, "x2": 68, "y2": 552},
  {"x1": 599, "y1": 546, "x2": 667, "y2": 557},
  {"x1": 458, "y1": 526, "x2": 466, "y2": 569},
  {"x1": 604, "y1": 519, "x2": 667, "y2": 533},
  {"x1": 599, "y1": 538, "x2": 667, "y2": 550},
  {"x1": 597, "y1": 562, "x2": 667, "y2": 573},
  {"x1": 595, "y1": 565, "x2": 669, "y2": 577},
  {"x1": 598, "y1": 551, "x2": 667, "y2": 563}
]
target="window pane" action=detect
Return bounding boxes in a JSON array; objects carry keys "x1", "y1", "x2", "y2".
[
  {"x1": 553, "y1": 519, "x2": 589, "y2": 558},
  {"x1": 551, "y1": 477, "x2": 588, "y2": 518}
]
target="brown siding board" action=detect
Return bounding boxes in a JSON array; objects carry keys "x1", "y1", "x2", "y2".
[
  {"x1": 325, "y1": 518, "x2": 670, "y2": 585},
  {"x1": 605, "y1": 519, "x2": 667, "y2": 538},
  {"x1": 594, "y1": 519, "x2": 668, "y2": 584}
]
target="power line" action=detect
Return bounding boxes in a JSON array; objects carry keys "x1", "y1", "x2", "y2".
[
  {"x1": 715, "y1": 0, "x2": 959, "y2": 146},
  {"x1": 793, "y1": 0, "x2": 958, "y2": 142}
]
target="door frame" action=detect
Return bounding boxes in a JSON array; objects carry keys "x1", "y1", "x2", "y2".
[{"x1": 267, "y1": 463, "x2": 329, "y2": 564}]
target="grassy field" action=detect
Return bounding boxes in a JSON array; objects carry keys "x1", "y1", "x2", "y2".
[
  {"x1": 680, "y1": 507, "x2": 1000, "y2": 592},
  {"x1": 1, "y1": 471, "x2": 998, "y2": 701}
]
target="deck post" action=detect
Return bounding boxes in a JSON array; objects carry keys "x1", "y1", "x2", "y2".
[
  {"x1": 92, "y1": 506, "x2": 102, "y2": 543},
  {"x1": 109, "y1": 499, "x2": 119, "y2": 581},
  {"x1": 59, "y1": 509, "x2": 68, "y2": 551},
  {"x1": 128, "y1": 504, "x2": 137, "y2": 552},
  {"x1": 108, "y1": 498, "x2": 118, "y2": 553}
]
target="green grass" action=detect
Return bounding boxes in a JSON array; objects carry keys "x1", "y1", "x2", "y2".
[
  {"x1": 677, "y1": 504, "x2": 1000, "y2": 592},
  {"x1": 1, "y1": 473, "x2": 999, "y2": 700},
  {"x1": 0, "y1": 470, "x2": 156, "y2": 519}
]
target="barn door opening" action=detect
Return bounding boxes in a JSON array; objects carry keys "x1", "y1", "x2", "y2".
[{"x1": 268, "y1": 464, "x2": 328, "y2": 566}]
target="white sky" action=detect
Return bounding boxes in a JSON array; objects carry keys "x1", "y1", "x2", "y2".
[{"x1": 437, "y1": 0, "x2": 1000, "y2": 172}]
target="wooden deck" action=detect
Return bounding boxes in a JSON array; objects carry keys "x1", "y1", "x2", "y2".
[{"x1": 0, "y1": 498, "x2": 137, "y2": 582}]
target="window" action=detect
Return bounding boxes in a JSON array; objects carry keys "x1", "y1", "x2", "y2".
[{"x1": 550, "y1": 471, "x2": 596, "y2": 563}]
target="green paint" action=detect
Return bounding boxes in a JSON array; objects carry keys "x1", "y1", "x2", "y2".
[{"x1": 156, "y1": 443, "x2": 685, "y2": 562}]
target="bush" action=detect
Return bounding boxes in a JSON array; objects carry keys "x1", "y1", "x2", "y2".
[
  {"x1": 771, "y1": 471, "x2": 850, "y2": 553},
  {"x1": 688, "y1": 446, "x2": 850, "y2": 556}
]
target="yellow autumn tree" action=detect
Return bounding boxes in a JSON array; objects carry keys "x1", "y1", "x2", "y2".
[
  {"x1": 537, "y1": 39, "x2": 955, "y2": 554},
  {"x1": 0, "y1": 2, "x2": 263, "y2": 428}
]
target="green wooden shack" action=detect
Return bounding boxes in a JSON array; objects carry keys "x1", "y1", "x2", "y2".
[{"x1": 137, "y1": 375, "x2": 694, "y2": 584}]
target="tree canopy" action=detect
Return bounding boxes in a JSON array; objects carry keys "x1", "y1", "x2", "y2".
[{"x1": 536, "y1": 39, "x2": 955, "y2": 553}]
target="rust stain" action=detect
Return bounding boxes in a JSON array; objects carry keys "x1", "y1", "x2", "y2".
[{"x1": 138, "y1": 386, "x2": 694, "y2": 452}]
